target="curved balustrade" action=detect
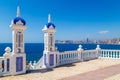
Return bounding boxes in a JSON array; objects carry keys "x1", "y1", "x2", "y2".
[
  {"x1": 26, "y1": 45, "x2": 120, "y2": 70},
  {"x1": 57, "y1": 49, "x2": 99, "y2": 66},
  {"x1": 82, "y1": 50, "x2": 98, "y2": 61},
  {"x1": 58, "y1": 51, "x2": 81, "y2": 65}
]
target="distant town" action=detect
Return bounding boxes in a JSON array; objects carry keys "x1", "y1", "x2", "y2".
[{"x1": 55, "y1": 38, "x2": 120, "y2": 44}]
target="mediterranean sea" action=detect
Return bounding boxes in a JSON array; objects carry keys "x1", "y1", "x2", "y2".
[{"x1": 0, "y1": 43, "x2": 120, "y2": 62}]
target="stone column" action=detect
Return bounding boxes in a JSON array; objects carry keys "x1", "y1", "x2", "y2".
[
  {"x1": 101, "y1": 51, "x2": 105, "y2": 57},
  {"x1": 77, "y1": 45, "x2": 84, "y2": 61},
  {"x1": 33, "y1": 61, "x2": 36, "y2": 69},
  {"x1": 96, "y1": 45, "x2": 101, "y2": 58}
]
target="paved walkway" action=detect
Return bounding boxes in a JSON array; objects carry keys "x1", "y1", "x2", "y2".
[
  {"x1": 1, "y1": 59, "x2": 120, "y2": 80},
  {"x1": 61, "y1": 63, "x2": 120, "y2": 80}
]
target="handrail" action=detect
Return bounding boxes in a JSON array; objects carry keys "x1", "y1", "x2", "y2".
[
  {"x1": 83, "y1": 50, "x2": 97, "y2": 53},
  {"x1": 101, "y1": 49, "x2": 120, "y2": 51},
  {"x1": 36, "y1": 56, "x2": 43, "y2": 65}
]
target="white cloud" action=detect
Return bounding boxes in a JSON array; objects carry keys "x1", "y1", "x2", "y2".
[{"x1": 99, "y1": 30, "x2": 109, "y2": 34}]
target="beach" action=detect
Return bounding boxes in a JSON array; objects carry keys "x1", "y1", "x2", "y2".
[{"x1": 0, "y1": 58, "x2": 120, "y2": 80}]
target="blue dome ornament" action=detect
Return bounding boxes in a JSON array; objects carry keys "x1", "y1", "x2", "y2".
[
  {"x1": 13, "y1": 17, "x2": 26, "y2": 25},
  {"x1": 45, "y1": 14, "x2": 55, "y2": 29},
  {"x1": 46, "y1": 22, "x2": 55, "y2": 28},
  {"x1": 13, "y1": 6, "x2": 26, "y2": 25}
]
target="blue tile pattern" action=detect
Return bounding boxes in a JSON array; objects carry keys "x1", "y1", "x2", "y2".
[
  {"x1": 16, "y1": 57, "x2": 23, "y2": 72},
  {"x1": 49, "y1": 54, "x2": 54, "y2": 66},
  {"x1": 56, "y1": 55, "x2": 57, "y2": 63},
  {"x1": 7, "y1": 58, "x2": 10, "y2": 72}
]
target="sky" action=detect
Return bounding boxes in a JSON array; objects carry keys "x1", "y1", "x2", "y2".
[{"x1": 0, "y1": 0, "x2": 120, "y2": 43}]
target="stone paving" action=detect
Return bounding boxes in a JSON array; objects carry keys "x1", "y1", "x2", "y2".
[
  {"x1": 61, "y1": 62, "x2": 120, "y2": 80},
  {"x1": 105, "y1": 74, "x2": 120, "y2": 80}
]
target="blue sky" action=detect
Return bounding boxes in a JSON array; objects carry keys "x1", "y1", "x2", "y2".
[{"x1": 0, "y1": 0, "x2": 120, "y2": 43}]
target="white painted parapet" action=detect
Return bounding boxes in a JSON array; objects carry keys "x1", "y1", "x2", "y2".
[
  {"x1": 100, "y1": 49, "x2": 120, "y2": 59},
  {"x1": 56, "y1": 45, "x2": 100, "y2": 66},
  {"x1": 82, "y1": 50, "x2": 98, "y2": 61},
  {"x1": 58, "y1": 50, "x2": 80, "y2": 66},
  {"x1": 58, "y1": 45, "x2": 84, "y2": 66},
  {"x1": 0, "y1": 47, "x2": 13, "y2": 77},
  {"x1": 28, "y1": 44, "x2": 120, "y2": 71},
  {"x1": 3, "y1": 47, "x2": 12, "y2": 74}
]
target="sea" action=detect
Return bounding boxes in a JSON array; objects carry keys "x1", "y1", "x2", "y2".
[{"x1": 0, "y1": 43, "x2": 120, "y2": 62}]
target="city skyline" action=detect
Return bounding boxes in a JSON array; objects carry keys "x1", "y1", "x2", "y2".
[{"x1": 0, "y1": 0, "x2": 120, "y2": 43}]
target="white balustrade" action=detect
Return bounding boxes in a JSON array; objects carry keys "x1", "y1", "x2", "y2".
[
  {"x1": 82, "y1": 50, "x2": 98, "y2": 61},
  {"x1": 100, "y1": 50, "x2": 120, "y2": 59},
  {"x1": 33, "y1": 61, "x2": 36, "y2": 69},
  {"x1": 25, "y1": 44, "x2": 120, "y2": 70},
  {"x1": 28, "y1": 61, "x2": 34, "y2": 70},
  {"x1": 27, "y1": 45, "x2": 120, "y2": 70},
  {"x1": 26, "y1": 61, "x2": 35, "y2": 70},
  {"x1": 57, "y1": 45, "x2": 101, "y2": 66},
  {"x1": 58, "y1": 51, "x2": 80, "y2": 65}
]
